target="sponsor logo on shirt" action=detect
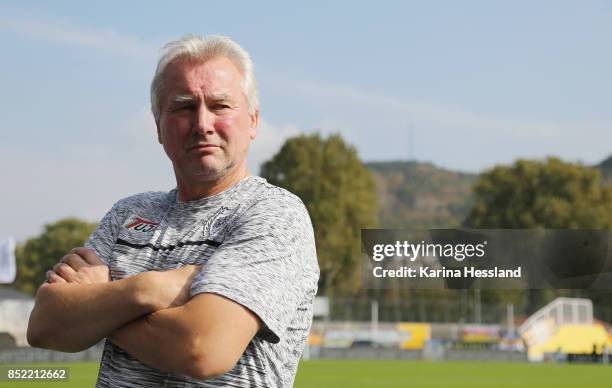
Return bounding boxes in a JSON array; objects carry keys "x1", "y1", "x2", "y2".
[{"x1": 124, "y1": 215, "x2": 160, "y2": 233}]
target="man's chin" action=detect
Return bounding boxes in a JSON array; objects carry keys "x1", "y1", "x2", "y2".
[
  {"x1": 192, "y1": 162, "x2": 234, "y2": 181},
  {"x1": 193, "y1": 167, "x2": 224, "y2": 181}
]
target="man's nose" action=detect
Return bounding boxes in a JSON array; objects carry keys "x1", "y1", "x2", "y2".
[{"x1": 193, "y1": 104, "x2": 215, "y2": 134}]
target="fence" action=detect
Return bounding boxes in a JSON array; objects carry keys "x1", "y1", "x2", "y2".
[
  {"x1": 325, "y1": 294, "x2": 612, "y2": 325},
  {"x1": 0, "y1": 343, "x2": 103, "y2": 364}
]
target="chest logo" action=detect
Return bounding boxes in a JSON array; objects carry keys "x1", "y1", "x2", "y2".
[
  {"x1": 124, "y1": 215, "x2": 160, "y2": 233},
  {"x1": 202, "y1": 206, "x2": 235, "y2": 240}
]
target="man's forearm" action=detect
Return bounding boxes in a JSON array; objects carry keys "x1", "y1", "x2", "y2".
[
  {"x1": 108, "y1": 307, "x2": 208, "y2": 378},
  {"x1": 27, "y1": 273, "x2": 154, "y2": 352},
  {"x1": 108, "y1": 293, "x2": 260, "y2": 380}
]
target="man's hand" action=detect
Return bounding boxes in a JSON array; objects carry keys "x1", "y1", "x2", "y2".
[
  {"x1": 48, "y1": 247, "x2": 200, "y2": 312},
  {"x1": 47, "y1": 247, "x2": 110, "y2": 285}
]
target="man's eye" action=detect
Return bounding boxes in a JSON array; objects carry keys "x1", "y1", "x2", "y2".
[
  {"x1": 211, "y1": 104, "x2": 230, "y2": 110},
  {"x1": 172, "y1": 105, "x2": 194, "y2": 112}
]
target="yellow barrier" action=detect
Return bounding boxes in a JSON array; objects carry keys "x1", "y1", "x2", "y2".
[{"x1": 398, "y1": 323, "x2": 431, "y2": 350}]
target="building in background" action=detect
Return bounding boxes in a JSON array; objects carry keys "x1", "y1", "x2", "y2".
[{"x1": 0, "y1": 287, "x2": 34, "y2": 348}]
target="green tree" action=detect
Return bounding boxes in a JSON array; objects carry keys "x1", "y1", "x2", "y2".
[
  {"x1": 465, "y1": 157, "x2": 612, "y2": 313},
  {"x1": 260, "y1": 133, "x2": 378, "y2": 295},
  {"x1": 466, "y1": 157, "x2": 612, "y2": 228},
  {"x1": 13, "y1": 218, "x2": 97, "y2": 295}
]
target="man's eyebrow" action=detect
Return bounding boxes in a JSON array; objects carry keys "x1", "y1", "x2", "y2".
[
  {"x1": 208, "y1": 92, "x2": 232, "y2": 101},
  {"x1": 169, "y1": 95, "x2": 196, "y2": 105}
]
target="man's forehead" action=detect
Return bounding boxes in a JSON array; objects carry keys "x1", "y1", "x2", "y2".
[
  {"x1": 165, "y1": 56, "x2": 241, "y2": 82},
  {"x1": 162, "y1": 57, "x2": 242, "y2": 98}
]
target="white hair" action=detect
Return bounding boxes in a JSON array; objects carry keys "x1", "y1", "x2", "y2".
[{"x1": 150, "y1": 34, "x2": 259, "y2": 120}]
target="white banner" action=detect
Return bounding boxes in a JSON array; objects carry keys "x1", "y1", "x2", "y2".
[{"x1": 0, "y1": 237, "x2": 16, "y2": 284}]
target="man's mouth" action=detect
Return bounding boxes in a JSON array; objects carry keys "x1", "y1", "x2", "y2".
[{"x1": 189, "y1": 143, "x2": 220, "y2": 152}]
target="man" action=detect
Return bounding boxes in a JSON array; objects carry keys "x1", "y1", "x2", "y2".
[{"x1": 27, "y1": 34, "x2": 320, "y2": 388}]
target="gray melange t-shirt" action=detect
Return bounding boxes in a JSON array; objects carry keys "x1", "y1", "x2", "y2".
[{"x1": 85, "y1": 176, "x2": 320, "y2": 387}]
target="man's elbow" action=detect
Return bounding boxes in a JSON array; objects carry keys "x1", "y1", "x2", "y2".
[
  {"x1": 27, "y1": 284, "x2": 52, "y2": 348},
  {"x1": 26, "y1": 325, "x2": 43, "y2": 348},
  {"x1": 27, "y1": 307, "x2": 49, "y2": 349},
  {"x1": 26, "y1": 284, "x2": 83, "y2": 352},
  {"x1": 27, "y1": 323, "x2": 87, "y2": 353},
  {"x1": 184, "y1": 347, "x2": 236, "y2": 380}
]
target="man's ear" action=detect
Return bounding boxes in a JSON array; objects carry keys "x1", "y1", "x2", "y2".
[
  {"x1": 156, "y1": 119, "x2": 162, "y2": 144},
  {"x1": 249, "y1": 110, "x2": 259, "y2": 140}
]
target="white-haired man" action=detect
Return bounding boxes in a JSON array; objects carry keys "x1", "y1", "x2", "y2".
[{"x1": 27, "y1": 34, "x2": 320, "y2": 388}]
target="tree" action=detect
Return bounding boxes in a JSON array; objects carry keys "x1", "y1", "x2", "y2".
[
  {"x1": 465, "y1": 157, "x2": 612, "y2": 313},
  {"x1": 466, "y1": 157, "x2": 612, "y2": 228},
  {"x1": 12, "y1": 218, "x2": 97, "y2": 295},
  {"x1": 260, "y1": 133, "x2": 378, "y2": 295}
]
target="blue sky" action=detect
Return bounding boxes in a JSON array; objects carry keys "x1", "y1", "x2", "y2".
[{"x1": 1, "y1": 1, "x2": 612, "y2": 241}]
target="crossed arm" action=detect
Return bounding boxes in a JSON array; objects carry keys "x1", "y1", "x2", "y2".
[{"x1": 27, "y1": 248, "x2": 261, "y2": 379}]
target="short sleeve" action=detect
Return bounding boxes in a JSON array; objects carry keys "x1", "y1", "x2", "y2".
[
  {"x1": 190, "y1": 195, "x2": 318, "y2": 344},
  {"x1": 84, "y1": 202, "x2": 122, "y2": 265}
]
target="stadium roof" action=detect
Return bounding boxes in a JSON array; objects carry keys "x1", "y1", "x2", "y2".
[{"x1": 0, "y1": 287, "x2": 33, "y2": 300}]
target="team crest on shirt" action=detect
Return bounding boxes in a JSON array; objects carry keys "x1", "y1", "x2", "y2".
[
  {"x1": 123, "y1": 214, "x2": 160, "y2": 233},
  {"x1": 202, "y1": 206, "x2": 235, "y2": 240}
]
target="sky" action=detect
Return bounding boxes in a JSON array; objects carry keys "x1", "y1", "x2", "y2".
[{"x1": 1, "y1": 1, "x2": 612, "y2": 242}]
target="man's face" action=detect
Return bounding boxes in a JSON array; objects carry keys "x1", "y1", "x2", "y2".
[{"x1": 156, "y1": 56, "x2": 258, "y2": 183}]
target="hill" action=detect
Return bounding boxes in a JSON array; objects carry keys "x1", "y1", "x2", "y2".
[
  {"x1": 369, "y1": 155, "x2": 612, "y2": 229},
  {"x1": 596, "y1": 155, "x2": 612, "y2": 185},
  {"x1": 366, "y1": 161, "x2": 477, "y2": 228}
]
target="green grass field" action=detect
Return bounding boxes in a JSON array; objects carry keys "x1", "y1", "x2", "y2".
[{"x1": 2, "y1": 360, "x2": 611, "y2": 387}]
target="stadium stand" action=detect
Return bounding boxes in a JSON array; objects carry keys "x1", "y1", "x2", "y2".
[
  {"x1": 0, "y1": 287, "x2": 34, "y2": 347},
  {"x1": 518, "y1": 297, "x2": 612, "y2": 361}
]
